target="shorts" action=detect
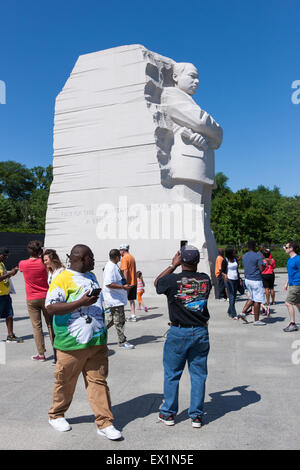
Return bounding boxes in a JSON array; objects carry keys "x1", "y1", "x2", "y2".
[
  {"x1": 128, "y1": 285, "x2": 137, "y2": 301},
  {"x1": 137, "y1": 290, "x2": 144, "y2": 303},
  {"x1": 0, "y1": 295, "x2": 14, "y2": 319},
  {"x1": 262, "y1": 274, "x2": 275, "y2": 289},
  {"x1": 286, "y1": 286, "x2": 300, "y2": 305},
  {"x1": 245, "y1": 279, "x2": 265, "y2": 303}
]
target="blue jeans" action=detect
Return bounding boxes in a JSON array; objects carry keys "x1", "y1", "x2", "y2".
[
  {"x1": 160, "y1": 325, "x2": 210, "y2": 419},
  {"x1": 226, "y1": 279, "x2": 239, "y2": 317}
]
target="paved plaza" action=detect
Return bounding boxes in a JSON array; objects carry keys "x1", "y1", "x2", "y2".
[{"x1": 0, "y1": 271, "x2": 299, "y2": 450}]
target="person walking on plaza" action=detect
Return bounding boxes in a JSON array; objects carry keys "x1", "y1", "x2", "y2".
[
  {"x1": 238, "y1": 240, "x2": 266, "y2": 326},
  {"x1": 215, "y1": 248, "x2": 227, "y2": 300},
  {"x1": 0, "y1": 247, "x2": 23, "y2": 343},
  {"x1": 136, "y1": 271, "x2": 148, "y2": 312},
  {"x1": 119, "y1": 244, "x2": 137, "y2": 322},
  {"x1": 42, "y1": 249, "x2": 65, "y2": 364},
  {"x1": 19, "y1": 240, "x2": 54, "y2": 360},
  {"x1": 282, "y1": 242, "x2": 300, "y2": 332},
  {"x1": 221, "y1": 246, "x2": 239, "y2": 320},
  {"x1": 103, "y1": 249, "x2": 135, "y2": 349},
  {"x1": 261, "y1": 248, "x2": 276, "y2": 315},
  {"x1": 46, "y1": 244, "x2": 122, "y2": 440},
  {"x1": 154, "y1": 245, "x2": 211, "y2": 428}
]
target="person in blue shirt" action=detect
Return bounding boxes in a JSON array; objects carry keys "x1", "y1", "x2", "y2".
[
  {"x1": 238, "y1": 240, "x2": 266, "y2": 326},
  {"x1": 283, "y1": 242, "x2": 300, "y2": 332}
]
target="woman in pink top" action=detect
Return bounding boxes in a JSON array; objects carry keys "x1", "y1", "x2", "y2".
[
  {"x1": 19, "y1": 240, "x2": 53, "y2": 361},
  {"x1": 261, "y1": 249, "x2": 276, "y2": 313}
]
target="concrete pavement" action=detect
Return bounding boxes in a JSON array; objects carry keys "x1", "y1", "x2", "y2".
[{"x1": 0, "y1": 272, "x2": 299, "y2": 450}]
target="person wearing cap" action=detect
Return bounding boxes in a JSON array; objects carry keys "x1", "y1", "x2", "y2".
[
  {"x1": 119, "y1": 244, "x2": 137, "y2": 322},
  {"x1": 0, "y1": 247, "x2": 23, "y2": 343},
  {"x1": 154, "y1": 245, "x2": 211, "y2": 428}
]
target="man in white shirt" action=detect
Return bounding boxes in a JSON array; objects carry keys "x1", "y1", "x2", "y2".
[{"x1": 103, "y1": 249, "x2": 135, "y2": 349}]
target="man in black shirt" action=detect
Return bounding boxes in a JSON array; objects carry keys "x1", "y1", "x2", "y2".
[{"x1": 154, "y1": 245, "x2": 211, "y2": 428}]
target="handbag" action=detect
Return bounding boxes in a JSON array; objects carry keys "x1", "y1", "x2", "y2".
[{"x1": 238, "y1": 277, "x2": 245, "y2": 295}]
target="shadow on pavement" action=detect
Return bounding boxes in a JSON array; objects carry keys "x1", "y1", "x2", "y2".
[
  {"x1": 130, "y1": 335, "x2": 164, "y2": 346},
  {"x1": 113, "y1": 393, "x2": 164, "y2": 430},
  {"x1": 136, "y1": 313, "x2": 163, "y2": 321},
  {"x1": 176, "y1": 385, "x2": 261, "y2": 425},
  {"x1": 261, "y1": 316, "x2": 286, "y2": 324},
  {"x1": 68, "y1": 393, "x2": 164, "y2": 430}
]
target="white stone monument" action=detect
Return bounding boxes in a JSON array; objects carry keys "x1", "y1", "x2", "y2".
[{"x1": 45, "y1": 44, "x2": 223, "y2": 295}]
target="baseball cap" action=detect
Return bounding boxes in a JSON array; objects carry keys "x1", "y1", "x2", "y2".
[
  {"x1": 119, "y1": 243, "x2": 129, "y2": 250},
  {"x1": 0, "y1": 247, "x2": 9, "y2": 256},
  {"x1": 180, "y1": 244, "x2": 200, "y2": 265}
]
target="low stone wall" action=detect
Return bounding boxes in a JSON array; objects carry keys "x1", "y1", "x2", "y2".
[{"x1": 0, "y1": 232, "x2": 45, "y2": 269}]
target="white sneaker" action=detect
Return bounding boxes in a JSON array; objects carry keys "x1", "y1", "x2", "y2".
[
  {"x1": 119, "y1": 342, "x2": 135, "y2": 349},
  {"x1": 126, "y1": 316, "x2": 137, "y2": 322},
  {"x1": 48, "y1": 417, "x2": 71, "y2": 432},
  {"x1": 97, "y1": 425, "x2": 122, "y2": 440},
  {"x1": 253, "y1": 320, "x2": 266, "y2": 326}
]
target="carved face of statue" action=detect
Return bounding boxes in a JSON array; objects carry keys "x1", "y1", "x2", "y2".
[{"x1": 174, "y1": 64, "x2": 199, "y2": 96}]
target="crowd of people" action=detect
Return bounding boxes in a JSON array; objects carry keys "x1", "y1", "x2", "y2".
[
  {"x1": 0, "y1": 238, "x2": 299, "y2": 440},
  {"x1": 215, "y1": 240, "x2": 300, "y2": 330}
]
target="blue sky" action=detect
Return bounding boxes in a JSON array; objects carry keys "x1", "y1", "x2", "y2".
[{"x1": 0, "y1": 0, "x2": 299, "y2": 196}]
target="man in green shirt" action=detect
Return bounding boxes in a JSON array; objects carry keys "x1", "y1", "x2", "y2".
[{"x1": 46, "y1": 244, "x2": 121, "y2": 440}]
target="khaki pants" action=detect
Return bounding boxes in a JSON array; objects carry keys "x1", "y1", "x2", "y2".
[
  {"x1": 48, "y1": 345, "x2": 114, "y2": 430},
  {"x1": 26, "y1": 298, "x2": 54, "y2": 355}
]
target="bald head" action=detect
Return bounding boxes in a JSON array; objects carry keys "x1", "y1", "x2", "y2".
[{"x1": 69, "y1": 244, "x2": 94, "y2": 273}]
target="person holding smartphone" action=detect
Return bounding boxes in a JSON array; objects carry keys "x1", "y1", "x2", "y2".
[
  {"x1": 154, "y1": 245, "x2": 211, "y2": 428},
  {"x1": 45, "y1": 244, "x2": 122, "y2": 441}
]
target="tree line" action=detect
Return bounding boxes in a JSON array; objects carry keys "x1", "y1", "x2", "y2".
[
  {"x1": 0, "y1": 162, "x2": 299, "y2": 248},
  {"x1": 211, "y1": 172, "x2": 300, "y2": 247},
  {"x1": 0, "y1": 161, "x2": 52, "y2": 232}
]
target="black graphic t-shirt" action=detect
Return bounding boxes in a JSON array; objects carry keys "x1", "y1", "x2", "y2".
[{"x1": 156, "y1": 271, "x2": 212, "y2": 326}]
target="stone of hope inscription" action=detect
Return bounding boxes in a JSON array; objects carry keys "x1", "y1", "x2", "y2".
[{"x1": 45, "y1": 45, "x2": 223, "y2": 294}]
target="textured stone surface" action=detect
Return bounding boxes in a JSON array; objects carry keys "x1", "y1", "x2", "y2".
[{"x1": 45, "y1": 45, "x2": 223, "y2": 293}]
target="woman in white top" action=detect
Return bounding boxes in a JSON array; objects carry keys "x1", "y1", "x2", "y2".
[
  {"x1": 221, "y1": 247, "x2": 240, "y2": 319},
  {"x1": 42, "y1": 249, "x2": 65, "y2": 363}
]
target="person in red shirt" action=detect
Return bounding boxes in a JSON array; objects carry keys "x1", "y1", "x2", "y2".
[
  {"x1": 261, "y1": 249, "x2": 276, "y2": 314},
  {"x1": 19, "y1": 240, "x2": 54, "y2": 361}
]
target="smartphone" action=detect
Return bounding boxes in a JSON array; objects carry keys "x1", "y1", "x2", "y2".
[
  {"x1": 87, "y1": 288, "x2": 101, "y2": 297},
  {"x1": 180, "y1": 240, "x2": 188, "y2": 248}
]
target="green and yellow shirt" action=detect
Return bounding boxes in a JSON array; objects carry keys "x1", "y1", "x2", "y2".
[{"x1": 45, "y1": 269, "x2": 106, "y2": 351}]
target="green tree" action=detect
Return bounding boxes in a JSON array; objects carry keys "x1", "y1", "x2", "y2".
[
  {"x1": 212, "y1": 172, "x2": 231, "y2": 200},
  {"x1": 211, "y1": 189, "x2": 269, "y2": 245},
  {"x1": 0, "y1": 195, "x2": 18, "y2": 227},
  {"x1": 271, "y1": 196, "x2": 300, "y2": 244},
  {"x1": 31, "y1": 165, "x2": 53, "y2": 191},
  {"x1": 0, "y1": 161, "x2": 36, "y2": 200}
]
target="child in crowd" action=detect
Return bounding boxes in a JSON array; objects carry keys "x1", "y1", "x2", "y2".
[{"x1": 136, "y1": 271, "x2": 148, "y2": 312}]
